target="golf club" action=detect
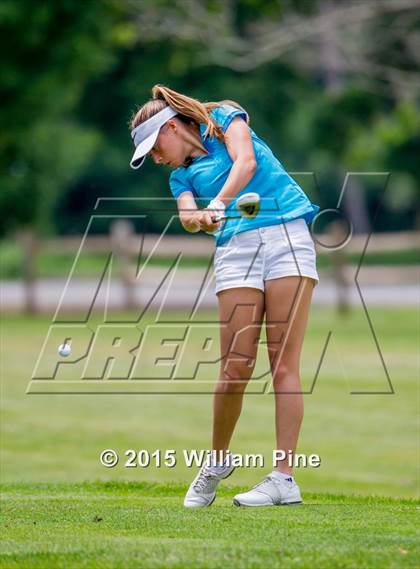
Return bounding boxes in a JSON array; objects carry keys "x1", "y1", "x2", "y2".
[{"x1": 211, "y1": 192, "x2": 261, "y2": 222}]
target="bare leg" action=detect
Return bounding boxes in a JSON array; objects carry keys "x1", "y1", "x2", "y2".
[
  {"x1": 265, "y1": 276, "x2": 315, "y2": 475},
  {"x1": 212, "y1": 287, "x2": 265, "y2": 453}
]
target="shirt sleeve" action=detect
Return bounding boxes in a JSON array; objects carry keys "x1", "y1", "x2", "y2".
[
  {"x1": 169, "y1": 169, "x2": 196, "y2": 199},
  {"x1": 212, "y1": 104, "x2": 249, "y2": 134}
]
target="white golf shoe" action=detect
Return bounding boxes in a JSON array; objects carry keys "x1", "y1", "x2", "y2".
[
  {"x1": 233, "y1": 474, "x2": 302, "y2": 507},
  {"x1": 184, "y1": 463, "x2": 236, "y2": 508}
]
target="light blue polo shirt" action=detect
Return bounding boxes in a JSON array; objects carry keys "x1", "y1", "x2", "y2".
[{"x1": 169, "y1": 104, "x2": 320, "y2": 246}]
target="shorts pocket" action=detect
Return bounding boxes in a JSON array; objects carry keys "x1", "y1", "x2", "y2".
[{"x1": 283, "y1": 220, "x2": 314, "y2": 246}]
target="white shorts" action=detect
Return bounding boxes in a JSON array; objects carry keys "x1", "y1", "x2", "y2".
[{"x1": 214, "y1": 218, "x2": 319, "y2": 294}]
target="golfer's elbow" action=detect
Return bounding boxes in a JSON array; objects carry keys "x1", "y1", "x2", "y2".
[
  {"x1": 248, "y1": 158, "x2": 257, "y2": 175},
  {"x1": 237, "y1": 156, "x2": 257, "y2": 178}
]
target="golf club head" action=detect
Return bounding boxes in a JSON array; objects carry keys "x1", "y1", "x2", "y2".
[
  {"x1": 211, "y1": 192, "x2": 261, "y2": 223},
  {"x1": 236, "y1": 192, "x2": 261, "y2": 219}
]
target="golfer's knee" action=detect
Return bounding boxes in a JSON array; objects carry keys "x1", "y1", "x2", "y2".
[
  {"x1": 272, "y1": 361, "x2": 298, "y2": 386},
  {"x1": 221, "y1": 359, "x2": 254, "y2": 381},
  {"x1": 216, "y1": 362, "x2": 252, "y2": 393}
]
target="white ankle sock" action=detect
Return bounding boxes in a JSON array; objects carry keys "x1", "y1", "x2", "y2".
[{"x1": 271, "y1": 470, "x2": 294, "y2": 483}]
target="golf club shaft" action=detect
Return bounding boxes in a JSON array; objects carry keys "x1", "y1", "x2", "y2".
[{"x1": 211, "y1": 214, "x2": 243, "y2": 222}]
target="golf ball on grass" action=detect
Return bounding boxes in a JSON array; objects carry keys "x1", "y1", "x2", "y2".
[{"x1": 58, "y1": 343, "x2": 71, "y2": 357}]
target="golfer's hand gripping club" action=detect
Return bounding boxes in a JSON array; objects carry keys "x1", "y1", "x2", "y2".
[{"x1": 209, "y1": 192, "x2": 261, "y2": 223}]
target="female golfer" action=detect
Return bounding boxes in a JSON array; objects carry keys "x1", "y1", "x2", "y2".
[{"x1": 129, "y1": 85, "x2": 320, "y2": 508}]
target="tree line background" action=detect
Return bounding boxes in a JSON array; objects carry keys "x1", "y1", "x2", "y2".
[{"x1": 1, "y1": 0, "x2": 419, "y2": 239}]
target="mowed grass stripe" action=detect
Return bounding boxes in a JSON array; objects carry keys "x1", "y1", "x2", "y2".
[{"x1": 1, "y1": 483, "x2": 419, "y2": 569}]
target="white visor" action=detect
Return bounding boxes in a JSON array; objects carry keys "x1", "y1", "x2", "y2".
[{"x1": 130, "y1": 106, "x2": 178, "y2": 169}]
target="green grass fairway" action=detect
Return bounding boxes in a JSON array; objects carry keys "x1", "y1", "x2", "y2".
[
  {"x1": 2, "y1": 307, "x2": 418, "y2": 495},
  {"x1": 1, "y1": 307, "x2": 418, "y2": 567},
  {"x1": 1, "y1": 482, "x2": 418, "y2": 569}
]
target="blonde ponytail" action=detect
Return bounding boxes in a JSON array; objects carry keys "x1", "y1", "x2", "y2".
[{"x1": 130, "y1": 85, "x2": 249, "y2": 143}]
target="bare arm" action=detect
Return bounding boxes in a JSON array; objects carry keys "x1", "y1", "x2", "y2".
[
  {"x1": 215, "y1": 117, "x2": 257, "y2": 207},
  {"x1": 178, "y1": 117, "x2": 257, "y2": 232},
  {"x1": 177, "y1": 191, "x2": 219, "y2": 233}
]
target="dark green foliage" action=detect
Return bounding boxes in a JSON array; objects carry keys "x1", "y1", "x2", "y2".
[{"x1": 0, "y1": 0, "x2": 418, "y2": 236}]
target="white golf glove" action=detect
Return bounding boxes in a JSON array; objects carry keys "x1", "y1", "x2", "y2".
[
  {"x1": 204, "y1": 199, "x2": 226, "y2": 234},
  {"x1": 206, "y1": 198, "x2": 225, "y2": 220}
]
